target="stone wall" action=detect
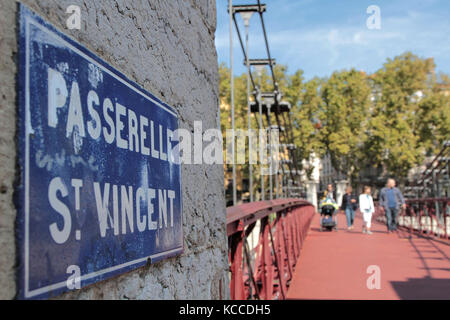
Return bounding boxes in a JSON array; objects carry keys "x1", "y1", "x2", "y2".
[{"x1": 0, "y1": 0, "x2": 228, "y2": 299}]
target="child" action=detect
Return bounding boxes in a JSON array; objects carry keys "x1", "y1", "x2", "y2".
[{"x1": 359, "y1": 186, "x2": 375, "y2": 234}]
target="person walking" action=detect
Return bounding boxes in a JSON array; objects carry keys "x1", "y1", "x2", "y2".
[
  {"x1": 341, "y1": 186, "x2": 358, "y2": 230},
  {"x1": 379, "y1": 178, "x2": 406, "y2": 233},
  {"x1": 359, "y1": 186, "x2": 375, "y2": 235}
]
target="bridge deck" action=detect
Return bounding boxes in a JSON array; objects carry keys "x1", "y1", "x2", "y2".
[{"x1": 287, "y1": 212, "x2": 450, "y2": 300}]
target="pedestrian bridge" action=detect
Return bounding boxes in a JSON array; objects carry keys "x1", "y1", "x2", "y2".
[{"x1": 227, "y1": 199, "x2": 450, "y2": 300}]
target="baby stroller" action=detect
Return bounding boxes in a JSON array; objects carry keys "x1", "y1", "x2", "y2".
[{"x1": 319, "y1": 199, "x2": 339, "y2": 232}]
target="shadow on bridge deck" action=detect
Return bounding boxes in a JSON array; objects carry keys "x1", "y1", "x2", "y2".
[{"x1": 286, "y1": 212, "x2": 450, "y2": 300}]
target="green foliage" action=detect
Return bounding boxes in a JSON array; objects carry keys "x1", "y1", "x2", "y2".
[
  {"x1": 319, "y1": 69, "x2": 371, "y2": 178},
  {"x1": 366, "y1": 52, "x2": 448, "y2": 179}
]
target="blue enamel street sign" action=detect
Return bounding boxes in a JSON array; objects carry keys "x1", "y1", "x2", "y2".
[{"x1": 17, "y1": 5, "x2": 183, "y2": 299}]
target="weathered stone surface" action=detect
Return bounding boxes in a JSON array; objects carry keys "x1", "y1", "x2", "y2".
[{"x1": 0, "y1": 0, "x2": 228, "y2": 299}]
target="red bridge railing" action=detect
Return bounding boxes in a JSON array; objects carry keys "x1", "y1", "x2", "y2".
[
  {"x1": 375, "y1": 198, "x2": 449, "y2": 240},
  {"x1": 402, "y1": 198, "x2": 449, "y2": 240},
  {"x1": 227, "y1": 199, "x2": 315, "y2": 300}
]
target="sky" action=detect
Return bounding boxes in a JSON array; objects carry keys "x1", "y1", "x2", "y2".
[{"x1": 215, "y1": 0, "x2": 450, "y2": 80}]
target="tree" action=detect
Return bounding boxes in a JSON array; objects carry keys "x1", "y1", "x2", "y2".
[
  {"x1": 416, "y1": 75, "x2": 450, "y2": 154},
  {"x1": 288, "y1": 75, "x2": 326, "y2": 175},
  {"x1": 365, "y1": 52, "x2": 445, "y2": 180},
  {"x1": 318, "y1": 69, "x2": 371, "y2": 180}
]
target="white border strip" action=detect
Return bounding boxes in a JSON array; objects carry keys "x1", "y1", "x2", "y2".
[{"x1": 24, "y1": 16, "x2": 182, "y2": 299}]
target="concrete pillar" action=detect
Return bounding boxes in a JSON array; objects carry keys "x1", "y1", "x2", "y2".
[{"x1": 306, "y1": 181, "x2": 319, "y2": 210}]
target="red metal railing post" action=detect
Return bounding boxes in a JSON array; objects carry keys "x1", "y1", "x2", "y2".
[
  {"x1": 259, "y1": 217, "x2": 273, "y2": 299},
  {"x1": 289, "y1": 211, "x2": 299, "y2": 262},
  {"x1": 285, "y1": 209, "x2": 295, "y2": 271},
  {"x1": 409, "y1": 205, "x2": 413, "y2": 236},
  {"x1": 445, "y1": 202, "x2": 448, "y2": 240},
  {"x1": 280, "y1": 211, "x2": 294, "y2": 281},
  {"x1": 275, "y1": 212, "x2": 288, "y2": 297},
  {"x1": 229, "y1": 228, "x2": 245, "y2": 300},
  {"x1": 292, "y1": 208, "x2": 301, "y2": 255}
]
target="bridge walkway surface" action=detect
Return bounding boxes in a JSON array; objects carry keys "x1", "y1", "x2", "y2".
[{"x1": 286, "y1": 212, "x2": 450, "y2": 299}]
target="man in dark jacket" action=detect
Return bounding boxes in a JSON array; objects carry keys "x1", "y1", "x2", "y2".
[
  {"x1": 341, "y1": 186, "x2": 358, "y2": 230},
  {"x1": 379, "y1": 178, "x2": 406, "y2": 233}
]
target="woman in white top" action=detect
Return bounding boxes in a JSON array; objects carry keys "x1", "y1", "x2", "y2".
[{"x1": 359, "y1": 186, "x2": 375, "y2": 235}]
